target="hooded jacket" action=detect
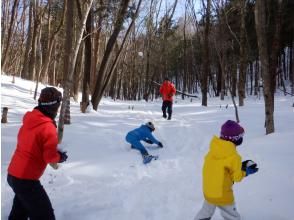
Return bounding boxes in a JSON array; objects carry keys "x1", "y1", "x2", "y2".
[
  {"x1": 202, "y1": 136, "x2": 246, "y2": 206},
  {"x1": 8, "y1": 109, "x2": 60, "y2": 180},
  {"x1": 159, "y1": 81, "x2": 176, "y2": 102}
]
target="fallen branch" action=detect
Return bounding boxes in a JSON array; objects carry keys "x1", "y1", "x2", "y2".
[{"x1": 277, "y1": 87, "x2": 294, "y2": 96}]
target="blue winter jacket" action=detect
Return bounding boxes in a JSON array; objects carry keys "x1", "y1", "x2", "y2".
[{"x1": 126, "y1": 125, "x2": 160, "y2": 144}]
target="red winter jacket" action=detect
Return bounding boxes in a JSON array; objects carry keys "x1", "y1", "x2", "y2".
[
  {"x1": 159, "y1": 81, "x2": 176, "y2": 102},
  {"x1": 8, "y1": 109, "x2": 60, "y2": 180}
]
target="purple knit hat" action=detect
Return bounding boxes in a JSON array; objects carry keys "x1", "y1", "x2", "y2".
[{"x1": 220, "y1": 120, "x2": 244, "y2": 142}]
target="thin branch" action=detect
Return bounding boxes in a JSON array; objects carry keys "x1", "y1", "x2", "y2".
[{"x1": 223, "y1": 7, "x2": 240, "y2": 47}]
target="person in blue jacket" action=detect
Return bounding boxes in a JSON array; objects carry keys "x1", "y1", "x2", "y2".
[{"x1": 126, "y1": 122, "x2": 163, "y2": 164}]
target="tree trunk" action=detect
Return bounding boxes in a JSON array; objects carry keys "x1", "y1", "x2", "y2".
[
  {"x1": 21, "y1": 1, "x2": 33, "y2": 79},
  {"x1": 231, "y1": 61, "x2": 237, "y2": 97},
  {"x1": 1, "y1": 107, "x2": 9, "y2": 123},
  {"x1": 39, "y1": 0, "x2": 66, "y2": 84},
  {"x1": 238, "y1": 0, "x2": 246, "y2": 106},
  {"x1": 254, "y1": 60, "x2": 260, "y2": 96},
  {"x1": 255, "y1": 0, "x2": 279, "y2": 134},
  {"x1": 58, "y1": 0, "x2": 94, "y2": 143},
  {"x1": 96, "y1": 0, "x2": 143, "y2": 105},
  {"x1": 182, "y1": 1, "x2": 188, "y2": 100},
  {"x1": 1, "y1": 0, "x2": 20, "y2": 70},
  {"x1": 291, "y1": 42, "x2": 294, "y2": 94},
  {"x1": 249, "y1": 62, "x2": 253, "y2": 95},
  {"x1": 91, "y1": 0, "x2": 131, "y2": 110},
  {"x1": 201, "y1": 0, "x2": 211, "y2": 106},
  {"x1": 28, "y1": 0, "x2": 41, "y2": 81},
  {"x1": 33, "y1": 16, "x2": 43, "y2": 100},
  {"x1": 81, "y1": 9, "x2": 92, "y2": 112}
]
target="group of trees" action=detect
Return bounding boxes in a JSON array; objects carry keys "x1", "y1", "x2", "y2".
[{"x1": 1, "y1": 0, "x2": 294, "y2": 135}]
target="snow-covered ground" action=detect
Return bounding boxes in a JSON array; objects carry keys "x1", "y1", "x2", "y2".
[{"x1": 1, "y1": 75, "x2": 294, "y2": 220}]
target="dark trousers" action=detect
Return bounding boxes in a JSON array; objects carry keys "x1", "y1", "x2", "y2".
[
  {"x1": 7, "y1": 174, "x2": 55, "y2": 220},
  {"x1": 162, "y1": 100, "x2": 173, "y2": 118}
]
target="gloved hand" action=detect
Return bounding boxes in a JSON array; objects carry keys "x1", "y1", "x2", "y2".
[
  {"x1": 58, "y1": 151, "x2": 68, "y2": 163},
  {"x1": 168, "y1": 93, "x2": 173, "y2": 98},
  {"x1": 242, "y1": 160, "x2": 258, "y2": 176},
  {"x1": 246, "y1": 167, "x2": 258, "y2": 176},
  {"x1": 145, "y1": 139, "x2": 153, "y2": 144},
  {"x1": 158, "y1": 142, "x2": 163, "y2": 148}
]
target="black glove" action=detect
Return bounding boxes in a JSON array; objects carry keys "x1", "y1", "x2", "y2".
[
  {"x1": 158, "y1": 142, "x2": 163, "y2": 148},
  {"x1": 145, "y1": 139, "x2": 153, "y2": 144},
  {"x1": 242, "y1": 160, "x2": 258, "y2": 176},
  {"x1": 58, "y1": 151, "x2": 68, "y2": 163}
]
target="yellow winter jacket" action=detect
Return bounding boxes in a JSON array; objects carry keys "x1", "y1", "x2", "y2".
[{"x1": 202, "y1": 136, "x2": 246, "y2": 206}]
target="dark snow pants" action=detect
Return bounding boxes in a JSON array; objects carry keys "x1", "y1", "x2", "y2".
[
  {"x1": 162, "y1": 100, "x2": 173, "y2": 119},
  {"x1": 7, "y1": 174, "x2": 55, "y2": 220}
]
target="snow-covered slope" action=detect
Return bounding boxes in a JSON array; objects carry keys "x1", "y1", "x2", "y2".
[{"x1": 1, "y1": 75, "x2": 294, "y2": 220}]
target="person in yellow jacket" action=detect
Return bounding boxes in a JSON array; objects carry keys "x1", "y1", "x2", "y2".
[{"x1": 195, "y1": 120, "x2": 258, "y2": 220}]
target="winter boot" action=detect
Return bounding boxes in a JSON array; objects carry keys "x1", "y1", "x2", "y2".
[{"x1": 142, "y1": 154, "x2": 158, "y2": 164}]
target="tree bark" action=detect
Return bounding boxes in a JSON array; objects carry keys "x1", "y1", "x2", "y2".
[
  {"x1": 58, "y1": 0, "x2": 94, "y2": 143},
  {"x1": 255, "y1": 0, "x2": 280, "y2": 134},
  {"x1": 201, "y1": 0, "x2": 211, "y2": 106},
  {"x1": 291, "y1": 42, "x2": 294, "y2": 94},
  {"x1": 91, "y1": 0, "x2": 131, "y2": 110},
  {"x1": 21, "y1": 1, "x2": 33, "y2": 79},
  {"x1": 1, "y1": 0, "x2": 20, "y2": 70},
  {"x1": 81, "y1": 8, "x2": 92, "y2": 112},
  {"x1": 238, "y1": 0, "x2": 246, "y2": 106},
  {"x1": 1, "y1": 107, "x2": 9, "y2": 123},
  {"x1": 97, "y1": 0, "x2": 143, "y2": 105}
]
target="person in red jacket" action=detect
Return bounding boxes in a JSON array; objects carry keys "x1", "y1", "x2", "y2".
[
  {"x1": 7, "y1": 87, "x2": 68, "y2": 220},
  {"x1": 159, "y1": 78, "x2": 176, "y2": 120}
]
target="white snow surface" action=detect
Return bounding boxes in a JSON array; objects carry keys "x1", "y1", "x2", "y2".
[{"x1": 1, "y1": 75, "x2": 294, "y2": 220}]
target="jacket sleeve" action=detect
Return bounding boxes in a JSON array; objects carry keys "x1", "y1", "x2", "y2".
[
  {"x1": 41, "y1": 124, "x2": 60, "y2": 163},
  {"x1": 146, "y1": 132, "x2": 159, "y2": 145},
  {"x1": 159, "y1": 85, "x2": 163, "y2": 94},
  {"x1": 230, "y1": 153, "x2": 246, "y2": 182},
  {"x1": 171, "y1": 84, "x2": 176, "y2": 95}
]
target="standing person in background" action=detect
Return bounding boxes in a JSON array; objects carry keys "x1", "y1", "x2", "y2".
[
  {"x1": 194, "y1": 120, "x2": 258, "y2": 220},
  {"x1": 159, "y1": 77, "x2": 176, "y2": 120},
  {"x1": 7, "y1": 87, "x2": 68, "y2": 220}
]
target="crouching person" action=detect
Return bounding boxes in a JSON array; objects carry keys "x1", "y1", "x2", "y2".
[
  {"x1": 7, "y1": 87, "x2": 68, "y2": 220},
  {"x1": 126, "y1": 122, "x2": 163, "y2": 164}
]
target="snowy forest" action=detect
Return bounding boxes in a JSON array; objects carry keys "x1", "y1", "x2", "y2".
[
  {"x1": 2, "y1": 0, "x2": 294, "y2": 220},
  {"x1": 1, "y1": 0, "x2": 294, "y2": 134}
]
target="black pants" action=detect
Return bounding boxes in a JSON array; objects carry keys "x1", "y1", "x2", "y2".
[
  {"x1": 7, "y1": 174, "x2": 55, "y2": 220},
  {"x1": 162, "y1": 100, "x2": 173, "y2": 119}
]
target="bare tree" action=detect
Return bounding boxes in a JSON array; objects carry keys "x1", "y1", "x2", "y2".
[
  {"x1": 58, "y1": 0, "x2": 94, "y2": 143},
  {"x1": 1, "y1": 0, "x2": 20, "y2": 70},
  {"x1": 201, "y1": 0, "x2": 211, "y2": 106},
  {"x1": 21, "y1": 0, "x2": 33, "y2": 79},
  {"x1": 255, "y1": 0, "x2": 282, "y2": 134},
  {"x1": 291, "y1": 41, "x2": 294, "y2": 94},
  {"x1": 91, "y1": 0, "x2": 131, "y2": 110},
  {"x1": 238, "y1": 0, "x2": 247, "y2": 106}
]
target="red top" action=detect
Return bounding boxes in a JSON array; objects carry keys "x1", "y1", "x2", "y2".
[
  {"x1": 8, "y1": 109, "x2": 60, "y2": 180},
  {"x1": 159, "y1": 81, "x2": 176, "y2": 101}
]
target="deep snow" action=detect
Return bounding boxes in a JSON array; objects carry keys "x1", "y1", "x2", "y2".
[{"x1": 1, "y1": 75, "x2": 294, "y2": 220}]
